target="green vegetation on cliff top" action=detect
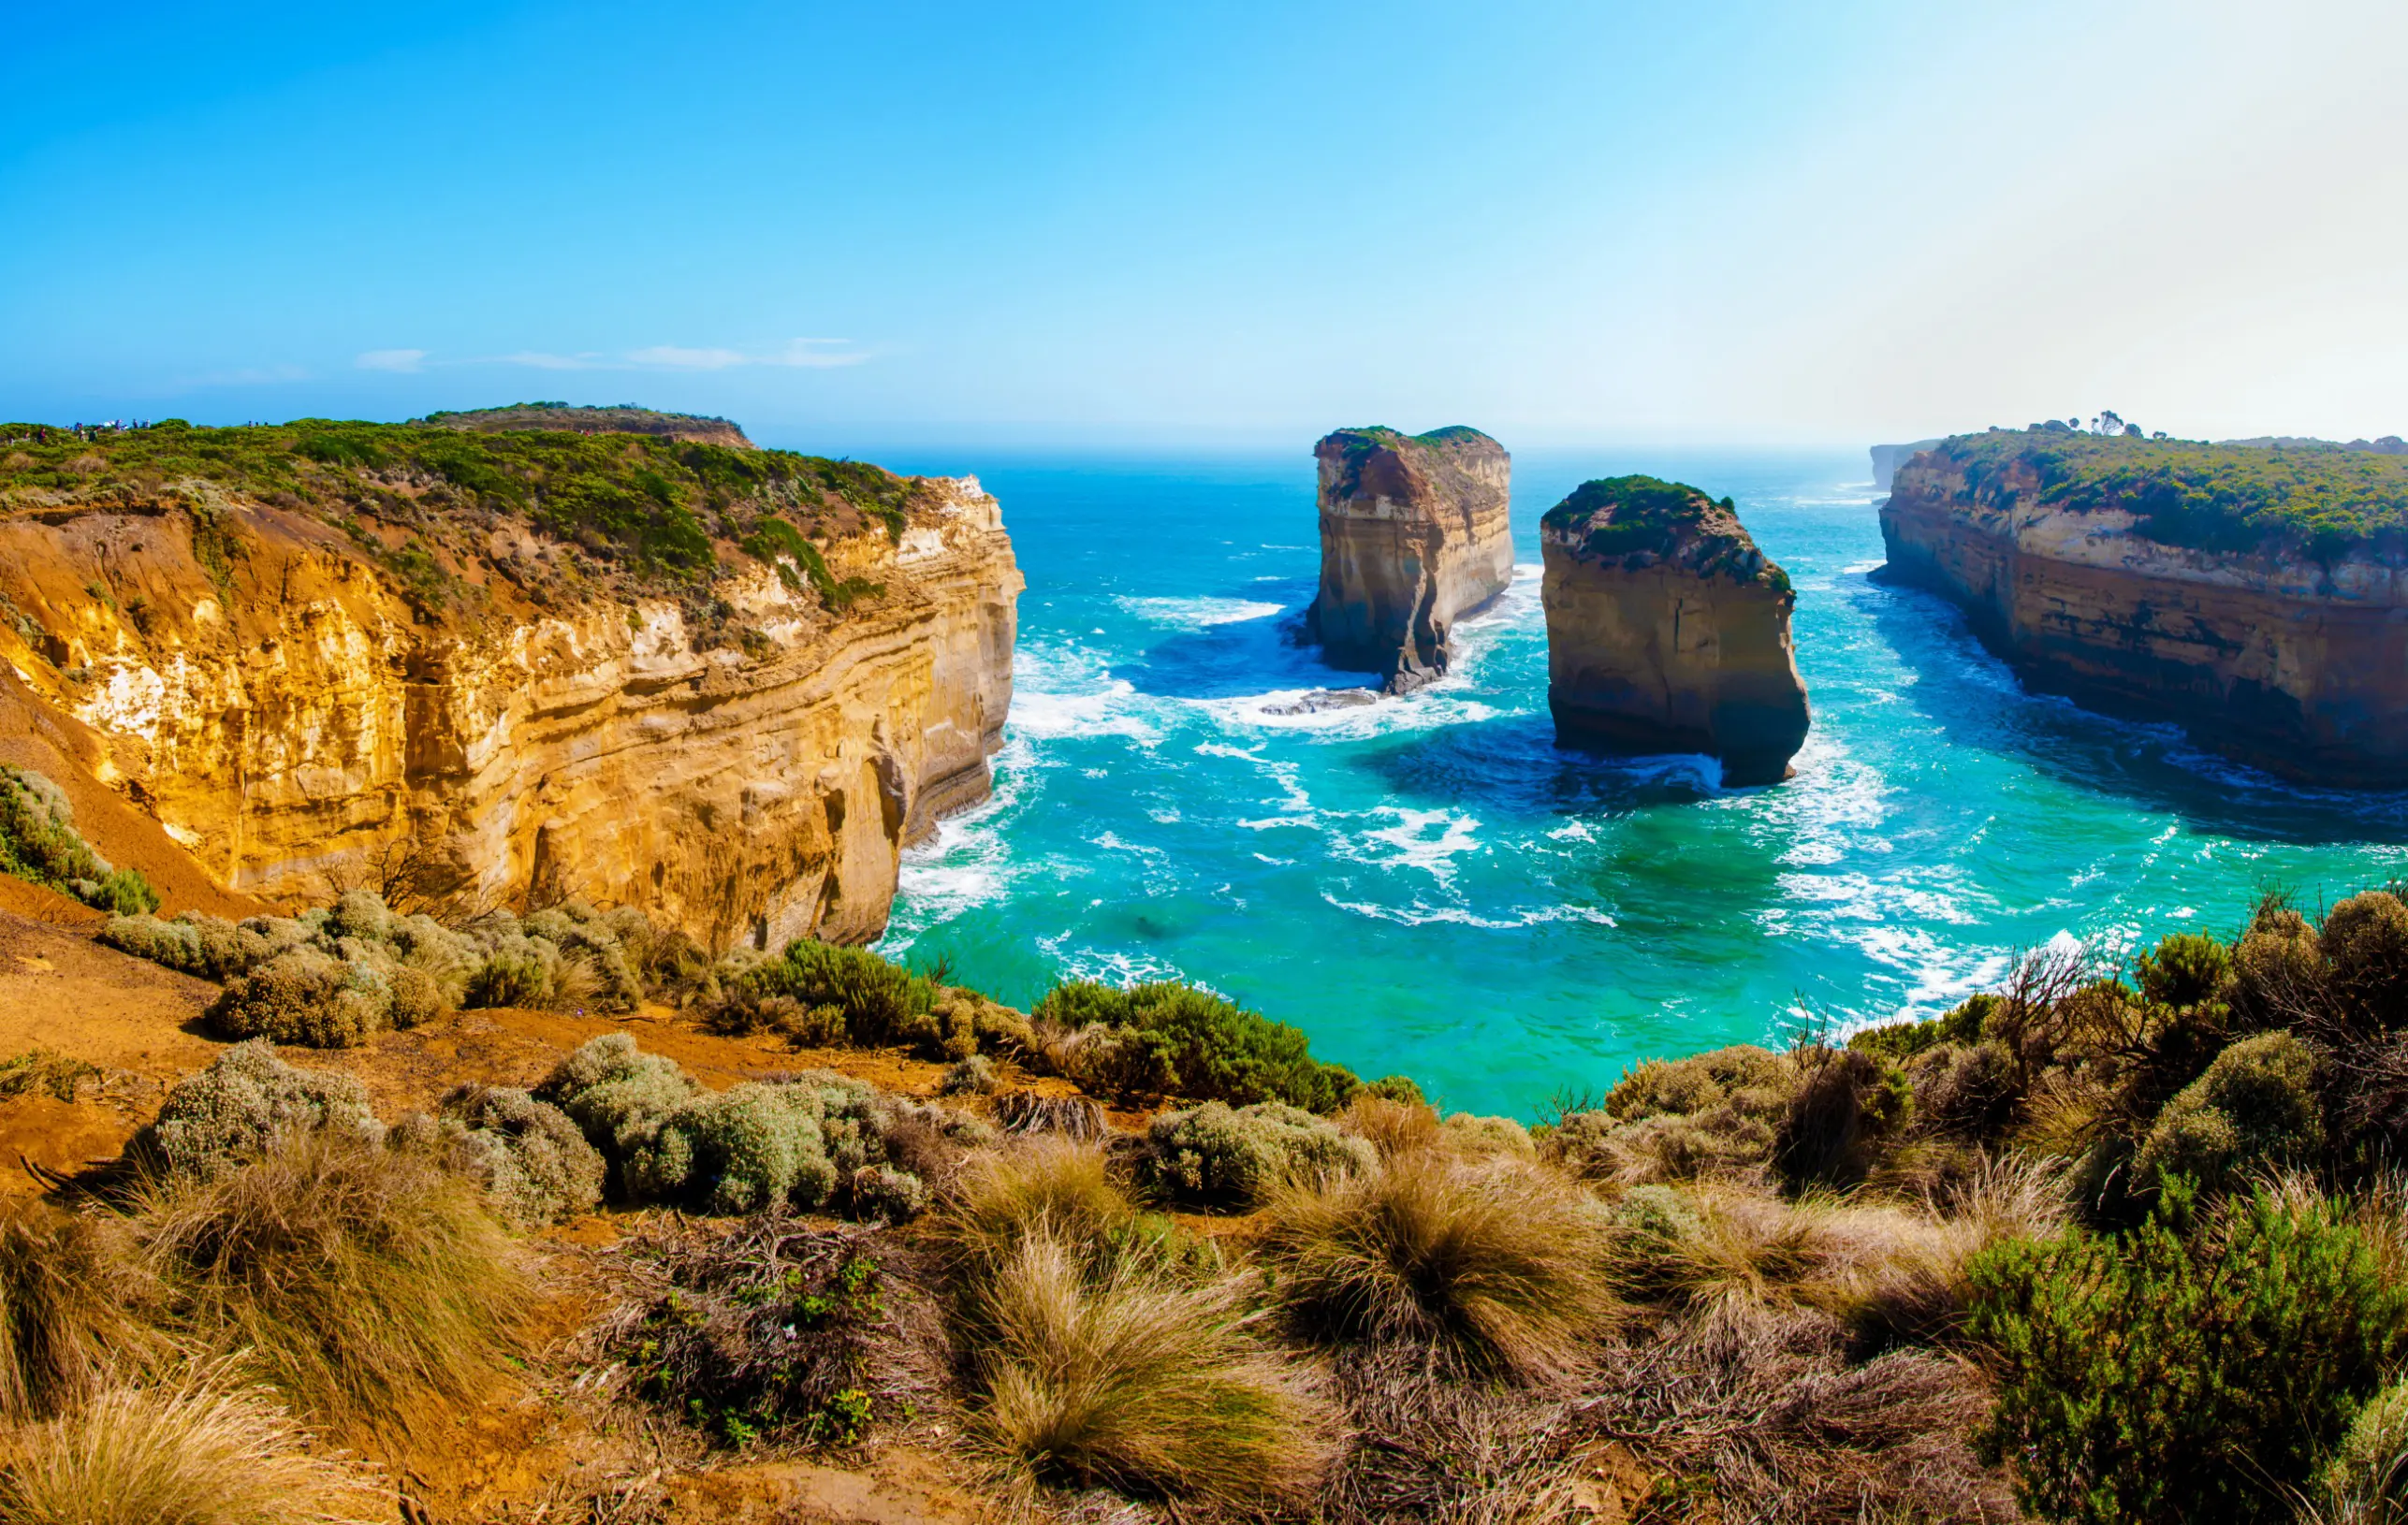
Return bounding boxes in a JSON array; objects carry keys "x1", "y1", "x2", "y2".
[
  {"x1": 1540, "y1": 473, "x2": 1789, "y2": 593},
  {"x1": 0, "y1": 415, "x2": 922, "y2": 589},
  {"x1": 1939, "y1": 428, "x2": 2408, "y2": 559},
  {"x1": 417, "y1": 401, "x2": 748, "y2": 441},
  {"x1": 1323, "y1": 423, "x2": 1496, "y2": 456}
]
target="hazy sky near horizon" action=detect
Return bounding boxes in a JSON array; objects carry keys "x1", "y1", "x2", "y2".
[{"x1": 5, "y1": 0, "x2": 2404, "y2": 450}]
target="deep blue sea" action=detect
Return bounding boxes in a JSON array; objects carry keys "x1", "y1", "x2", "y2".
[{"x1": 868, "y1": 448, "x2": 2408, "y2": 1116}]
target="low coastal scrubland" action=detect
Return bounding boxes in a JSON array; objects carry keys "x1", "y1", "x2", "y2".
[{"x1": 8, "y1": 836, "x2": 2408, "y2": 1522}]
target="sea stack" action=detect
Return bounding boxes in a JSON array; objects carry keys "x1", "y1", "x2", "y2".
[
  {"x1": 1880, "y1": 428, "x2": 2408, "y2": 785},
  {"x1": 1540, "y1": 475, "x2": 1810, "y2": 786},
  {"x1": 1305, "y1": 426, "x2": 1513, "y2": 693}
]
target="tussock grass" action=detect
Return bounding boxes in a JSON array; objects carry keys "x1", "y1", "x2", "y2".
[
  {"x1": 933, "y1": 1136, "x2": 1135, "y2": 1281},
  {"x1": 0, "y1": 1207, "x2": 167, "y2": 1424},
  {"x1": 0, "y1": 1378, "x2": 385, "y2": 1524},
  {"x1": 1610, "y1": 1155, "x2": 2067, "y2": 1347},
  {"x1": 970, "y1": 1227, "x2": 1339, "y2": 1509},
  {"x1": 136, "y1": 1131, "x2": 527, "y2": 1436},
  {"x1": 1257, "y1": 1153, "x2": 1617, "y2": 1383}
]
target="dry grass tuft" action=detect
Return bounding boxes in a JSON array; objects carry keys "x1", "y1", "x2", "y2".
[
  {"x1": 933, "y1": 1136, "x2": 1135, "y2": 1280},
  {"x1": 991, "y1": 1089, "x2": 1108, "y2": 1141},
  {"x1": 1611, "y1": 1155, "x2": 2067, "y2": 1349},
  {"x1": 1258, "y1": 1153, "x2": 1617, "y2": 1383},
  {"x1": 0, "y1": 1379, "x2": 385, "y2": 1524},
  {"x1": 0, "y1": 1207, "x2": 168, "y2": 1425},
  {"x1": 970, "y1": 1227, "x2": 1340, "y2": 1509},
  {"x1": 1338, "y1": 1095, "x2": 1442, "y2": 1159},
  {"x1": 136, "y1": 1131, "x2": 527, "y2": 1437}
]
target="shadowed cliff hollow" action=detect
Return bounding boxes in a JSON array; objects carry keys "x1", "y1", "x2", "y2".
[
  {"x1": 1541, "y1": 475, "x2": 1809, "y2": 786},
  {"x1": 1880, "y1": 428, "x2": 2408, "y2": 786},
  {"x1": 1304, "y1": 425, "x2": 1512, "y2": 694},
  {"x1": 0, "y1": 416, "x2": 1020, "y2": 948}
]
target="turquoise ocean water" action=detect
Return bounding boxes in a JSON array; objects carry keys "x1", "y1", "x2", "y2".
[{"x1": 868, "y1": 448, "x2": 2408, "y2": 1117}]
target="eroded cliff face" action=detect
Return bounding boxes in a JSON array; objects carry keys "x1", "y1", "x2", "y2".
[
  {"x1": 1305, "y1": 426, "x2": 1513, "y2": 693},
  {"x1": 0, "y1": 478, "x2": 1019, "y2": 949},
  {"x1": 1541, "y1": 478, "x2": 1809, "y2": 787},
  {"x1": 1881, "y1": 452, "x2": 2408, "y2": 785}
]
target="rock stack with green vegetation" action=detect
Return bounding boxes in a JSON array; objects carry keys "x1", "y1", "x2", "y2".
[{"x1": 1541, "y1": 474, "x2": 1811, "y2": 785}]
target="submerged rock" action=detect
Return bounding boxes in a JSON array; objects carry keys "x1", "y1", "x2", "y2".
[
  {"x1": 1305, "y1": 426, "x2": 1512, "y2": 694},
  {"x1": 1261, "y1": 687, "x2": 1380, "y2": 717},
  {"x1": 1540, "y1": 476, "x2": 1810, "y2": 786}
]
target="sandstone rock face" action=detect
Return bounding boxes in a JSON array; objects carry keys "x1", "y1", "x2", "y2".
[
  {"x1": 1541, "y1": 477, "x2": 1809, "y2": 786},
  {"x1": 1305, "y1": 427, "x2": 1513, "y2": 693},
  {"x1": 0, "y1": 480, "x2": 1019, "y2": 949},
  {"x1": 1881, "y1": 447, "x2": 2408, "y2": 786}
]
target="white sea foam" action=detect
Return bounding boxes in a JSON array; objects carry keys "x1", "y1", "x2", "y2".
[
  {"x1": 1324, "y1": 893, "x2": 1614, "y2": 930},
  {"x1": 1114, "y1": 595, "x2": 1286, "y2": 629}
]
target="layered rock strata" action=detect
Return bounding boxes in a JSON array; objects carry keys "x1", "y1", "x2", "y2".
[
  {"x1": 1541, "y1": 476, "x2": 1809, "y2": 786},
  {"x1": 0, "y1": 463, "x2": 1018, "y2": 950},
  {"x1": 1880, "y1": 432, "x2": 2408, "y2": 785},
  {"x1": 1305, "y1": 426, "x2": 1513, "y2": 694}
]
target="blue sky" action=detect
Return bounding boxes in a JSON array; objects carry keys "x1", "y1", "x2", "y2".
[{"x1": 5, "y1": 0, "x2": 2403, "y2": 450}]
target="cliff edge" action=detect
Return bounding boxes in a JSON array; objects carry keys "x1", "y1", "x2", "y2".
[
  {"x1": 1305, "y1": 426, "x2": 1512, "y2": 693},
  {"x1": 1541, "y1": 476, "x2": 1809, "y2": 786},
  {"x1": 1879, "y1": 429, "x2": 2408, "y2": 785},
  {"x1": 0, "y1": 416, "x2": 1020, "y2": 948}
]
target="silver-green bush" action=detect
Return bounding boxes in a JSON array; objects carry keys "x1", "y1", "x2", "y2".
[
  {"x1": 1146, "y1": 1100, "x2": 1376, "y2": 1207},
  {"x1": 137, "y1": 1039, "x2": 383, "y2": 1181}
]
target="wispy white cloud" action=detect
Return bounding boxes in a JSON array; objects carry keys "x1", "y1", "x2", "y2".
[{"x1": 355, "y1": 348, "x2": 427, "y2": 372}]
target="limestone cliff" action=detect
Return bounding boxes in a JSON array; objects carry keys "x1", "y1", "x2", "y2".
[
  {"x1": 1879, "y1": 429, "x2": 2408, "y2": 785},
  {"x1": 1305, "y1": 426, "x2": 1513, "y2": 693},
  {"x1": 1871, "y1": 439, "x2": 1943, "y2": 492},
  {"x1": 1541, "y1": 476, "x2": 1809, "y2": 786},
  {"x1": 0, "y1": 419, "x2": 1020, "y2": 948}
]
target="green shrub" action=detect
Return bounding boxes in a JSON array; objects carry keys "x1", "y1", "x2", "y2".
[
  {"x1": 1903, "y1": 1038, "x2": 2021, "y2": 1140},
  {"x1": 2323, "y1": 1377, "x2": 2408, "y2": 1525},
  {"x1": 1849, "y1": 994, "x2": 1993, "y2": 1062},
  {"x1": 1034, "y1": 980, "x2": 1359, "y2": 1111},
  {"x1": 2133, "y1": 931, "x2": 2233, "y2": 1010},
  {"x1": 634, "y1": 1082, "x2": 843, "y2": 1214},
  {"x1": 1438, "y1": 1112, "x2": 1536, "y2": 1159},
  {"x1": 533, "y1": 1033, "x2": 703, "y2": 1192},
  {"x1": 2327, "y1": 893, "x2": 2408, "y2": 1030},
  {"x1": 205, "y1": 947, "x2": 390, "y2": 1047},
  {"x1": 0, "y1": 765, "x2": 158, "y2": 915},
  {"x1": 2133, "y1": 1029, "x2": 2324, "y2": 1193},
  {"x1": 1967, "y1": 1184, "x2": 2406, "y2": 1524},
  {"x1": 413, "y1": 1083, "x2": 605, "y2": 1225},
  {"x1": 941, "y1": 1054, "x2": 1000, "y2": 1096},
  {"x1": 1772, "y1": 1046, "x2": 1911, "y2": 1191},
  {"x1": 135, "y1": 1040, "x2": 384, "y2": 1182},
  {"x1": 1144, "y1": 1101, "x2": 1375, "y2": 1208}
]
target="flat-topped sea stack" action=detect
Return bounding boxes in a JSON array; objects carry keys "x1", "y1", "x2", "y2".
[
  {"x1": 1541, "y1": 476, "x2": 1809, "y2": 785},
  {"x1": 1305, "y1": 425, "x2": 1513, "y2": 693},
  {"x1": 1881, "y1": 428, "x2": 2408, "y2": 785}
]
